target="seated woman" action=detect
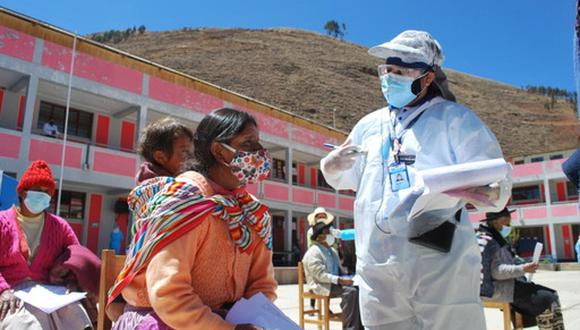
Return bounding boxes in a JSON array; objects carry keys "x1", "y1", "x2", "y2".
[
  {"x1": 479, "y1": 208, "x2": 564, "y2": 329},
  {"x1": 110, "y1": 108, "x2": 277, "y2": 330},
  {"x1": 0, "y1": 160, "x2": 93, "y2": 329}
]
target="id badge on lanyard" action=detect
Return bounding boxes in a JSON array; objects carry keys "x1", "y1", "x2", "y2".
[{"x1": 388, "y1": 136, "x2": 411, "y2": 192}]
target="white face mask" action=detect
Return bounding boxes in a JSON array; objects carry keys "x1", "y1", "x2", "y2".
[
  {"x1": 24, "y1": 190, "x2": 51, "y2": 214},
  {"x1": 500, "y1": 225, "x2": 512, "y2": 238},
  {"x1": 325, "y1": 234, "x2": 336, "y2": 246}
]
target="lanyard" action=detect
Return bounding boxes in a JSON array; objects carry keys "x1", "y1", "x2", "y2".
[{"x1": 385, "y1": 109, "x2": 425, "y2": 162}]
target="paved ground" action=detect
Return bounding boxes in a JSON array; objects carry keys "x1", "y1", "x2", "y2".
[{"x1": 274, "y1": 270, "x2": 580, "y2": 330}]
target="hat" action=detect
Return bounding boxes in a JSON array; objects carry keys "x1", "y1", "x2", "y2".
[
  {"x1": 307, "y1": 207, "x2": 334, "y2": 226},
  {"x1": 481, "y1": 207, "x2": 516, "y2": 222},
  {"x1": 17, "y1": 160, "x2": 55, "y2": 195},
  {"x1": 368, "y1": 30, "x2": 444, "y2": 67},
  {"x1": 311, "y1": 221, "x2": 333, "y2": 241}
]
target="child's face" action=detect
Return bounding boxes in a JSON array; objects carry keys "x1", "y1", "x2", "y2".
[{"x1": 160, "y1": 135, "x2": 193, "y2": 176}]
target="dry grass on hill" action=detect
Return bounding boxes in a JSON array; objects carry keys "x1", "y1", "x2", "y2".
[{"x1": 103, "y1": 28, "x2": 578, "y2": 157}]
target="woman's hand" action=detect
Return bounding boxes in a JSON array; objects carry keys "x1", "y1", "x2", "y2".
[
  {"x1": 235, "y1": 324, "x2": 263, "y2": 330},
  {"x1": 0, "y1": 289, "x2": 20, "y2": 320},
  {"x1": 522, "y1": 262, "x2": 539, "y2": 273}
]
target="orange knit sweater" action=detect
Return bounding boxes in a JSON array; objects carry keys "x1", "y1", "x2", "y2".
[{"x1": 121, "y1": 172, "x2": 277, "y2": 329}]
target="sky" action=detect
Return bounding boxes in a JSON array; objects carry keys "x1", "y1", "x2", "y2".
[{"x1": 1, "y1": 0, "x2": 576, "y2": 91}]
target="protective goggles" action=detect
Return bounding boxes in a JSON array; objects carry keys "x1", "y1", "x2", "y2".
[{"x1": 378, "y1": 64, "x2": 426, "y2": 79}]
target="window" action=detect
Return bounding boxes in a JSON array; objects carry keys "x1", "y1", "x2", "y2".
[
  {"x1": 317, "y1": 169, "x2": 333, "y2": 190},
  {"x1": 37, "y1": 101, "x2": 94, "y2": 139},
  {"x1": 549, "y1": 154, "x2": 563, "y2": 160},
  {"x1": 292, "y1": 162, "x2": 298, "y2": 185},
  {"x1": 567, "y1": 181, "x2": 579, "y2": 198},
  {"x1": 270, "y1": 158, "x2": 286, "y2": 181},
  {"x1": 530, "y1": 157, "x2": 544, "y2": 163},
  {"x1": 48, "y1": 190, "x2": 86, "y2": 221},
  {"x1": 511, "y1": 185, "x2": 542, "y2": 205},
  {"x1": 514, "y1": 160, "x2": 524, "y2": 165}
]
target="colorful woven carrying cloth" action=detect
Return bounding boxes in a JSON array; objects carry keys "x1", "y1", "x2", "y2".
[{"x1": 107, "y1": 176, "x2": 272, "y2": 305}]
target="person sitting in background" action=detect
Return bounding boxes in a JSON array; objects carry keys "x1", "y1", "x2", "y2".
[
  {"x1": 110, "y1": 108, "x2": 276, "y2": 330},
  {"x1": 0, "y1": 160, "x2": 93, "y2": 329},
  {"x1": 479, "y1": 207, "x2": 564, "y2": 329},
  {"x1": 135, "y1": 117, "x2": 194, "y2": 184},
  {"x1": 42, "y1": 119, "x2": 60, "y2": 138},
  {"x1": 302, "y1": 214, "x2": 362, "y2": 330}
]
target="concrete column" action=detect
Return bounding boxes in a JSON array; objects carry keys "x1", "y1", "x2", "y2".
[
  {"x1": 17, "y1": 75, "x2": 38, "y2": 176},
  {"x1": 285, "y1": 209, "x2": 293, "y2": 256},
  {"x1": 542, "y1": 175, "x2": 557, "y2": 259},
  {"x1": 287, "y1": 147, "x2": 293, "y2": 200},
  {"x1": 548, "y1": 223, "x2": 558, "y2": 260},
  {"x1": 137, "y1": 105, "x2": 148, "y2": 136}
]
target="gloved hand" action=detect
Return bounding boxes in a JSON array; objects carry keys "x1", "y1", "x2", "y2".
[
  {"x1": 321, "y1": 138, "x2": 365, "y2": 175},
  {"x1": 444, "y1": 179, "x2": 511, "y2": 210}
]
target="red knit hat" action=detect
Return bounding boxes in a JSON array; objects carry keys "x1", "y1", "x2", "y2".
[{"x1": 17, "y1": 160, "x2": 56, "y2": 195}]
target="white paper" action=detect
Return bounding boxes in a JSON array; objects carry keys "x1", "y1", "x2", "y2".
[
  {"x1": 226, "y1": 293, "x2": 301, "y2": 330},
  {"x1": 409, "y1": 158, "x2": 510, "y2": 218},
  {"x1": 419, "y1": 158, "x2": 509, "y2": 195},
  {"x1": 13, "y1": 284, "x2": 86, "y2": 314},
  {"x1": 527, "y1": 242, "x2": 543, "y2": 282}
]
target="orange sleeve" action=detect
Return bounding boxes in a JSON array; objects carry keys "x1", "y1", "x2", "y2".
[
  {"x1": 243, "y1": 240, "x2": 278, "y2": 301},
  {"x1": 145, "y1": 220, "x2": 235, "y2": 330}
]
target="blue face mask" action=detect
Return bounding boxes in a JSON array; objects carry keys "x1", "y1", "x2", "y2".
[
  {"x1": 24, "y1": 191, "x2": 51, "y2": 214},
  {"x1": 380, "y1": 74, "x2": 418, "y2": 108},
  {"x1": 500, "y1": 225, "x2": 512, "y2": 238}
]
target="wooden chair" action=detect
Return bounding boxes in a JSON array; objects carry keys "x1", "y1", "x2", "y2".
[
  {"x1": 97, "y1": 249, "x2": 127, "y2": 330},
  {"x1": 482, "y1": 299, "x2": 524, "y2": 330},
  {"x1": 298, "y1": 262, "x2": 342, "y2": 330}
]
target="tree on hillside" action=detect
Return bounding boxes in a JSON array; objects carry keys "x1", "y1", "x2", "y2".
[
  {"x1": 324, "y1": 20, "x2": 346, "y2": 40},
  {"x1": 138, "y1": 25, "x2": 146, "y2": 34}
]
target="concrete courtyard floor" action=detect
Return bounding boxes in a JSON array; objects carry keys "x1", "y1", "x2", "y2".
[{"x1": 274, "y1": 270, "x2": 580, "y2": 330}]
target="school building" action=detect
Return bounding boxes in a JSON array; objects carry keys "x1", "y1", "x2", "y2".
[{"x1": 0, "y1": 8, "x2": 577, "y2": 264}]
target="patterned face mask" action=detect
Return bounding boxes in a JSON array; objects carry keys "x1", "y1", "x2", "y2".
[{"x1": 221, "y1": 143, "x2": 272, "y2": 186}]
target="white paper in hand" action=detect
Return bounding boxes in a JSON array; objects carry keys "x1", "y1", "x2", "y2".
[
  {"x1": 225, "y1": 293, "x2": 301, "y2": 330},
  {"x1": 527, "y1": 242, "x2": 543, "y2": 282},
  {"x1": 13, "y1": 284, "x2": 86, "y2": 314}
]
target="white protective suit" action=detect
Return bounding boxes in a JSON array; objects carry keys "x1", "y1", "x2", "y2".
[{"x1": 321, "y1": 96, "x2": 511, "y2": 329}]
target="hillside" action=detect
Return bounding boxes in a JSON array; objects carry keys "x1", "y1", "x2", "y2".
[{"x1": 102, "y1": 28, "x2": 578, "y2": 157}]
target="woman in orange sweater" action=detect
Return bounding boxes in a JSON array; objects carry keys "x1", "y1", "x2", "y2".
[{"x1": 110, "y1": 108, "x2": 277, "y2": 330}]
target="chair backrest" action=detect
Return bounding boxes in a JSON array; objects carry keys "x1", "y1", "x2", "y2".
[
  {"x1": 97, "y1": 249, "x2": 127, "y2": 330},
  {"x1": 297, "y1": 261, "x2": 305, "y2": 296}
]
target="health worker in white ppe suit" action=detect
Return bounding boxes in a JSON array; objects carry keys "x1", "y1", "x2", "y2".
[{"x1": 320, "y1": 30, "x2": 512, "y2": 330}]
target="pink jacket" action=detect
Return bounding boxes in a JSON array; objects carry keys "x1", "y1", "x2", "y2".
[{"x1": 0, "y1": 207, "x2": 79, "y2": 292}]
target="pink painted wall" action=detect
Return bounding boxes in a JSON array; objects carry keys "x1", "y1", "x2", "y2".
[
  {"x1": 148, "y1": 77, "x2": 223, "y2": 113},
  {"x1": 0, "y1": 133, "x2": 21, "y2": 159},
  {"x1": 245, "y1": 183, "x2": 259, "y2": 196},
  {"x1": 522, "y1": 207, "x2": 548, "y2": 220},
  {"x1": 545, "y1": 159, "x2": 565, "y2": 174},
  {"x1": 92, "y1": 150, "x2": 136, "y2": 177},
  {"x1": 317, "y1": 191, "x2": 336, "y2": 209},
  {"x1": 229, "y1": 105, "x2": 289, "y2": 139},
  {"x1": 263, "y1": 182, "x2": 289, "y2": 201},
  {"x1": 338, "y1": 197, "x2": 354, "y2": 212},
  {"x1": 41, "y1": 41, "x2": 143, "y2": 94},
  {"x1": 469, "y1": 211, "x2": 486, "y2": 223},
  {"x1": 292, "y1": 125, "x2": 331, "y2": 150},
  {"x1": 28, "y1": 138, "x2": 83, "y2": 168},
  {"x1": 292, "y1": 187, "x2": 315, "y2": 205},
  {"x1": 552, "y1": 204, "x2": 579, "y2": 218},
  {"x1": 0, "y1": 26, "x2": 35, "y2": 62},
  {"x1": 512, "y1": 162, "x2": 543, "y2": 177}
]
